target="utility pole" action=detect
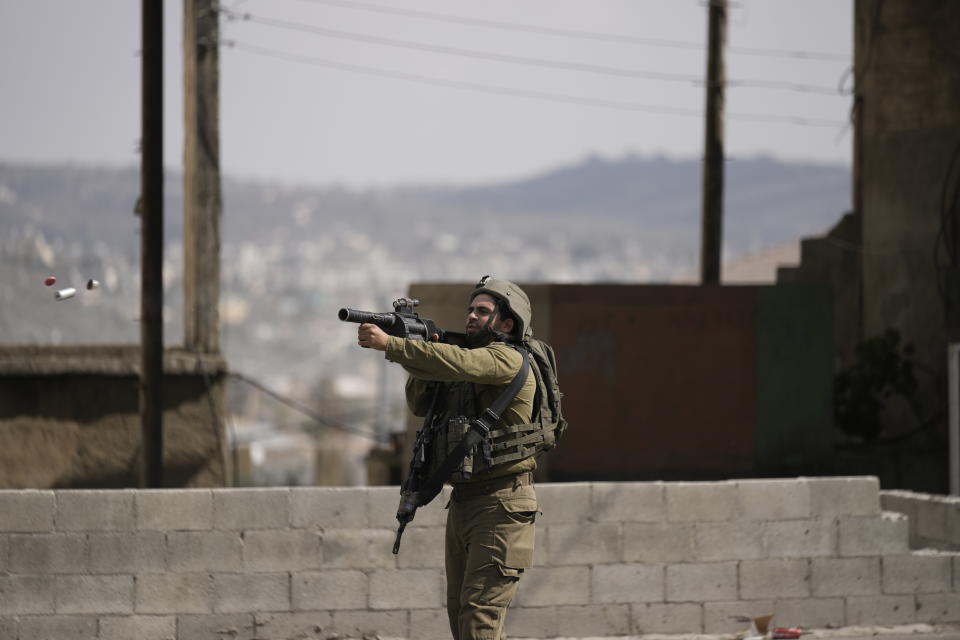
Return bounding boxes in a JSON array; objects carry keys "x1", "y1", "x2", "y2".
[
  {"x1": 140, "y1": 0, "x2": 164, "y2": 488},
  {"x1": 700, "y1": 0, "x2": 727, "y2": 285},
  {"x1": 184, "y1": 0, "x2": 222, "y2": 355}
]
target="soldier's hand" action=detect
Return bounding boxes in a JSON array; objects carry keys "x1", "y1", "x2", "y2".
[{"x1": 358, "y1": 323, "x2": 389, "y2": 351}]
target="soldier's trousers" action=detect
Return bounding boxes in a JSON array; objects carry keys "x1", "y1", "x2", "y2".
[{"x1": 445, "y1": 475, "x2": 538, "y2": 640}]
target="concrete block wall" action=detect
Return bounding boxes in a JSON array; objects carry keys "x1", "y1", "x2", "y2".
[
  {"x1": 881, "y1": 490, "x2": 960, "y2": 551},
  {"x1": 0, "y1": 478, "x2": 958, "y2": 639}
]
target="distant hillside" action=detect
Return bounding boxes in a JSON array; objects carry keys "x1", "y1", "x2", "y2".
[{"x1": 0, "y1": 155, "x2": 849, "y2": 254}]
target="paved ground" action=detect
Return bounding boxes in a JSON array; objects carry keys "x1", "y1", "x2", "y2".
[{"x1": 508, "y1": 624, "x2": 960, "y2": 640}]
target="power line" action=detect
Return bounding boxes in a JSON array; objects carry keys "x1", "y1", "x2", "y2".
[
  {"x1": 229, "y1": 370, "x2": 379, "y2": 439},
  {"x1": 224, "y1": 40, "x2": 848, "y2": 128},
  {"x1": 287, "y1": 0, "x2": 849, "y2": 61},
  {"x1": 225, "y1": 9, "x2": 843, "y2": 96}
]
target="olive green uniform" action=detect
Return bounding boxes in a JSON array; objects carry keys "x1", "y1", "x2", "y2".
[{"x1": 386, "y1": 336, "x2": 538, "y2": 640}]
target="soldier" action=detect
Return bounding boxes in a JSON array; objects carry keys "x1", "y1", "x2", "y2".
[{"x1": 357, "y1": 276, "x2": 539, "y2": 640}]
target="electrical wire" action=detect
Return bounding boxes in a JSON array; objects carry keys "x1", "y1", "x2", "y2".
[
  {"x1": 229, "y1": 370, "x2": 379, "y2": 439},
  {"x1": 285, "y1": 0, "x2": 848, "y2": 61},
  {"x1": 225, "y1": 9, "x2": 843, "y2": 96},
  {"x1": 224, "y1": 40, "x2": 847, "y2": 128}
]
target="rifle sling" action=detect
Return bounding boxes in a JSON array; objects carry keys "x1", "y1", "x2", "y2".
[{"x1": 416, "y1": 350, "x2": 530, "y2": 507}]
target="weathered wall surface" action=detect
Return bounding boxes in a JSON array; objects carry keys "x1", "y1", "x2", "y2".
[
  {"x1": 0, "y1": 346, "x2": 227, "y2": 488},
  {"x1": 408, "y1": 283, "x2": 834, "y2": 481},
  {"x1": 857, "y1": 0, "x2": 960, "y2": 421},
  {"x1": 882, "y1": 490, "x2": 960, "y2": 551},
  {"x1": 1, "y1": 477, "x2": 958, "y2": 640}
]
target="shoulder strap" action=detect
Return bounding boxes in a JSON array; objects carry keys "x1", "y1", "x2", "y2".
[{"x1": 415, "y1": 350, "x2": 530, "y2": 507}]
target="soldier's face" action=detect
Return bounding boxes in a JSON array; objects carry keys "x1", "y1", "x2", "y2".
[{"x1": 466, "y1": 294, "x2": 514, "y2": 335}]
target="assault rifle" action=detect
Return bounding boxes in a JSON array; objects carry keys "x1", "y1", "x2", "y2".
[{"x1": 338, "y1": 298, "x2": 466, "y2": 346}]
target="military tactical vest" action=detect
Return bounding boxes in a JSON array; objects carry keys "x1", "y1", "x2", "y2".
[{"x1": 426, "y1": 339, "x2": 566, "y2": 481}]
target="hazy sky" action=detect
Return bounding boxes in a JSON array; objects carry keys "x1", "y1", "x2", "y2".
[{"x1": 1, "y1": 0, "x2": 852, "y2": 187}]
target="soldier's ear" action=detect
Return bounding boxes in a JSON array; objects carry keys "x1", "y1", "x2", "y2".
[{"x1": 499, "y1": 317, "x2": 514, "y2": 335}]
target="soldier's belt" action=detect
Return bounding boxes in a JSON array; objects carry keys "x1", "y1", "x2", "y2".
[{"x1": 451, "y1": 472, "x2": 533, "y2": 500}]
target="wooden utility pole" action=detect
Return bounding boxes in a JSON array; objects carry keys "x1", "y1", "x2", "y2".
[
  {"x1": 700, "y1": 0, "x2": 728, "y2": 285},
  {"x1": 184, "y1": 0, "x2": 222, "y2": 354},
  {"x1": 141, "y1": 0, "x2": 164, "y2": 488}
]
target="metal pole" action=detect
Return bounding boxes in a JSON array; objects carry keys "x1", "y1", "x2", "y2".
[
  {"x1": 700, "y1": 0, "x2": 727, "y2": 285},
  {"x1": 141, "y1": 0, "x2": 164, "y2": 488},
  {"x1": 949, "y1": 344, "x2": 959, "y2": 495}
]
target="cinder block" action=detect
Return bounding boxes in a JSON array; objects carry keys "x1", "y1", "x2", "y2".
[
  {"x1": 846, "y1": 594, "x2": 916, "y2": 625},
  {"x1": 694, "y1": 522, "x2": 765, "y2": 561},
  {"x1": 292, "y1": 569, "x2": 367, "y2": 611},
  {"x1": 176, "y1": 614, "x2": 256, "y2": 640},
  {"x1": 665, "y1": 562, "x2": 738, "y2": 602},
  {"x1": 396, "y1": 526, "x2": 445, "y2": 569},
  {"x1": 535, "y1": 483, "x2": 591, "y2": 524},
  {"x1": 369, "y1": 568, "x2": 444, "y2": 609},
  {"x1": 548, "y1": 523, "x2": 620, "y2": 565},
  {"x1": 554, "y1": 604, "x2": 630, "y2": 637},
  {"x1": 739, "y1": 559, "x2": 810, "y2": 599},
  {"x1": 254, "y1": 611, "x2": 333, "y2": 640},
  {"x1": 322, "y1": 528, "x2": 396, "y2": 569},
  {"x1": 881, "y1": 490, "x2": 922, "y2": 547},
  {"x1": 508, "y1": 606, "x2": 558, "y2": 638},
  {"x1": 915, "y1": 494, "x2": 949, "y2": 542},
  {"x1": 55, "y1": 490, "x2": 134, "y2": 531},
  {"x1": 839, "y1": 513, "x2": 909, "y2": 556},
  {"x1": 513, "y1": 566, "x2": 590, "y2": 607},
  {"x1": 0, "y1": 617, "x2": 15, "y2": 640},
  {"x1": 367, "y1": 486, "x2": 402, "y2": 530},
  {"x1": 290, "y1": 487, "x2": 369, "y2": 529},
  {"x1": 9, "y1": 533, "x2": 87, "y2": 574},
  {"x1": 917, "y1": 593, "x2": 960, "y2": 623},
  {"x1": 882, "y1": 553, "x2": 953, "y2": 594},
  {"x1": 591, "y1": 482, "x2": 665, "y2": 523},
  {"x1": 243, "y1": 529, "x2": 322, "y2": 572},
  {"x1": 98, "y1": 615, "x2": 176, "y2": 640},
  {"x1": 88, "y1": 531, "x2": 165, "y2": 573},
  {"x1": 213, "y1": 572, "x2": 289, "y2": 613},
  {"x1": 136, "y1": 573, "x2": 215, "y2": 614},
  {"x1": 947, "y1": 499, "x2": 960, "y2": 547},
  {"x1": 212, "y1": 488, "x2": 289, "y2": 530},
  {"x1": 703, "y1": 600, "x2": 775, "y2": 633},
  {"x1": 330, "y1": 609, "x2": 408, "y2": 638},
  {"x1": 735, "y1": 479, "x2": 811, "y2": 521},
  {"x1": 591, "y1": 563, "x2": 664, "y2": 604},
  {"x1": 408, "y1": 608, "x2": 451, "y2": 640},
  {"x1": 17, "y1": 615, "x2": 97, "y2": 640},
  {"x1": 666, "y1": 482, "x2": 736, "y2": 523},
  {"x1": 764, "y1": 519, "x2": 836, "y2": 557},
  {"x1": 811, "y1": 557, "x2": 881, "y2": 596},
  {"x1": 167, "y1": 530, "x2": 243, "y2": 572},
  {"x1": 534, "y1": 524, "x2": 547, "y2": 567},
  {"x1": 807, "y1": 476, "x2": 880, "y2": 517},
  {"x1": 0, "y1": 491, "x2": 54, "y2": 532},
  {"x1": 631, "y1": 602, "x2": 703, "y2": 634},
  {"x1": 55, "y1": 575, "x2": 133, "y2": 614},
  {"x1": 0, "y1": 575, "x2": 55, "y2": 614},
  {"x1": 775, "y1": 597, "x2": 845, "y2": 629},
  {"x1": 623, "y1": 523, "x2": 695, "y2": 563},
  {"x1": 137, "y1": 489, "x2": 212, "y2": 531}
]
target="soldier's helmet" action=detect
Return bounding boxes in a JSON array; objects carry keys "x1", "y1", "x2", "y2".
[{"x1": 471, "y1": 275, "x2": 532, "y2": 340}]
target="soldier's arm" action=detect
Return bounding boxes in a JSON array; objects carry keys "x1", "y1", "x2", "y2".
[{"x1": 385, "y1": 337, "x2": 521, "y2": 385}]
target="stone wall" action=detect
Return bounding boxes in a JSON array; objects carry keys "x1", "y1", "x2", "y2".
[
  {"x1": 881, "y1": 490, "x2": 960, "y2": 551},
  {"x1": 0, "y1": 477, "x2": 958, "y2": 639}
]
